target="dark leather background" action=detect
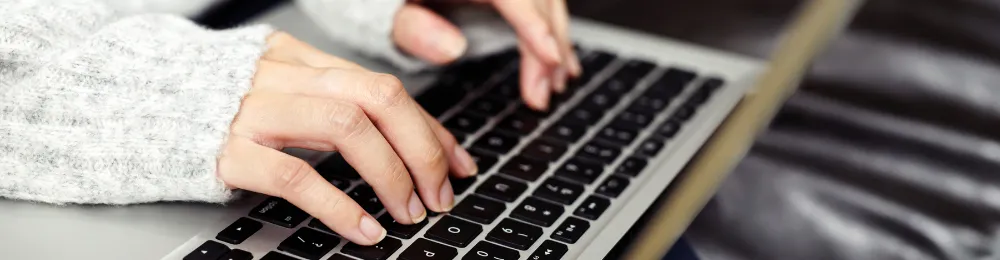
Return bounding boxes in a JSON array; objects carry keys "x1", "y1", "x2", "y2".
[{"x1": 573, "y1": 0, "x2": 1000, "y2": 259}]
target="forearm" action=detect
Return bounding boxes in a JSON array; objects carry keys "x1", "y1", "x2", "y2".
[{"x1": 1, "y1": 0, "x2": 271, "y2": 204}]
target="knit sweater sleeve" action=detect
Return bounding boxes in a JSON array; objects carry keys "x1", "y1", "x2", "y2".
[{"x1": 0, "y1": 0, "x2": 272, "y2": 204}]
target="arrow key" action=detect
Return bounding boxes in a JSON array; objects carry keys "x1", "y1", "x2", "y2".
[
  {"x1": 183, "y1": 240, "x2": 229, "y2": 260},
  {"x1": 528, "y1": 240, "x2": 569, "y2": 260}
]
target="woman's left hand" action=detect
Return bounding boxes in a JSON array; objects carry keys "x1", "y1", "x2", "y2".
[{"x1": 392, "y1": 0, "x2": 582, "y2": 111}]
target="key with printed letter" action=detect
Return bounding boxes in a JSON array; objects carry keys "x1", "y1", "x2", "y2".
[
  {"x1": 596, "y1": 175, "x2": 630, "y2": 198},
  {"x1": 555, "y1": 158, "x2": 605, "y2": 184},
  {"x1": 500, "y1": 156, "x2": 549, "y2": 182},
  {"x1": 463, "y1": 242, "x2": 520, "y2": 260},
  {"x1": 473, "y1": 130, "x2": 521, "y2": 154},
  {"x1": 574, "y1": 196, "x2": 611, "y2": 220},
  {"x1": 452, "y1": 195, "x2": 506, "y2": 224},
  {"x1": 425, "y1": 216, "x2": 482, "y2": 248},
  {"x1": 377, "y1": 214, "x2": 427, "y2": 239},
  {"x1": 486, "y1": 218, "x2": 543, "y2": 250},
  {"x1": 511, "y1": 197, "x2": 564, "y2": 227},
  {"x1": 347, "y1": 185, "x2": 384, "y2": 215},
  {"x1": 476, "y1": 176, "x2": 528, "y2": 202},
  {"x1": 399, "y1": 238, "x2": 458, "y2": 260}
]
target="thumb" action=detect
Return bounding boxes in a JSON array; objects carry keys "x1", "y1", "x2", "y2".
[{"x1": 393, "y1": 4, "x2": 468, "y2": 65}]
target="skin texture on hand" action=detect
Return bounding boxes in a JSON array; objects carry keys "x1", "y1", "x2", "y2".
[
  {"x1": 392, "y1": 0, "x2": 582, "y2": 111},
  {"x1": 218, "y1": 32, "x2": 479, "y2": 245}
]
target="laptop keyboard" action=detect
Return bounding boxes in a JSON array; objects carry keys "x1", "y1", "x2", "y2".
[{"x1": 182, "y1": 47, "x2": 725, "y2": 260}]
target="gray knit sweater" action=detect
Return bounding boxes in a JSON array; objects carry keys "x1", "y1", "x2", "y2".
[{"x1": 0, "y1": 0, "x2": 414, "y2": 204}]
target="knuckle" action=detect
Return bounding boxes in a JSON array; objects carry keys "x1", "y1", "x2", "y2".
[
  {"x1": 366, "y1": 73, "x2": 409, "y2": 109},
  {"x1": 326, "y1": 103, "x2": 370, "y2": 139},
  {"x1": 422, "y1": 146, "x2": 449, "y2": 174},
  {"x1": 274, "y1": 159, "x2": 315, "y2": 197}
]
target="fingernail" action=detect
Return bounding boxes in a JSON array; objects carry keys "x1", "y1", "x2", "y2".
[
  {"x1": 439, "y1": 179, "x2": 455, "y2": 212},
  {"x1": 541, "y1": 34, "x2": 562, "y2": 63},
  {"x1": 554, "y1": 68, "x2": 567, "y2": 93},
  {"x1": 454, "y1": 144, "x2": 478, "y2": 176},
  {"x1": 437, "y1": 33, "x2": 468, "y2": 60},
  {"x1": 408, "y1": 191, "x2": 427, "y2": 223},
  {"x1": 359, "y1": 215, "x2": 386, "y2": 243}
]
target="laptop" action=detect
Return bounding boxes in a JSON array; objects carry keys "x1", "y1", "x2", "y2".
[{"x1": 0, "y1": 1, "x2": 851, "y2": 259}]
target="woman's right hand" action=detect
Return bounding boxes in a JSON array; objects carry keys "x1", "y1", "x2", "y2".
[{"x1": 217, "y1": 32, "x2": 478, "y2": 245}]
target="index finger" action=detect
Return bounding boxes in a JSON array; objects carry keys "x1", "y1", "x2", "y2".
[{"x1": 492, "y1": 0, "x2": 563, "y2": 65}]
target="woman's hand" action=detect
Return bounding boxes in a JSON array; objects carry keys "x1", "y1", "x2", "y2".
[
  {"x1": 218, "y1": 32, "x2": 478, "y2": 245},
  {"x1": 392, "y1": 0, "x2": 581, "y2": 111}
]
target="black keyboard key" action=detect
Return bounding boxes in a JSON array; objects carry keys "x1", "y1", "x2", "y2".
[
  {"x1": 549, "y1": 92, "x2": 574, "y2": 109},
  {"x1": 528, "y1": 240, "x2": 569, "y2": 260},
  {"x1": 647, "y1": 68, "x2": 696, "y2": 98},
  {"x1": 593, "y1": 77, "x2": 632, "y2": 98},
  {"x1": 315, "y1": 154, "x2": 361, "y2": 180},
  {"x1": 574, "y1": 196, "x2": 611, "y2": 220},
  {"x1": 628, "y1": 95, "x2": 670, "y2": 115},
  {"x1": 543, "y1": 119, "x2": 588, "y2": 143},
  {"x1": 636, "y1": 138, "x2": 666, "y2": 157},
  {"x1": 378, "y1": 214, "x2": 428, "y2": 239},
  {"x1": 611, "y1": 110, "x2": 654, "y2": 130},
  {"x1": 327, "y1": 176, "x2": 351, "y2": 190},
  {"x1": 328, "y1": 254, "x2": 354, "y2": 260},
  {"x1": 216, "y1": 217, "x2": 263, "y2": 245},
  {"x1": 488, "y1": 77, "x2": 520, "y2": 100},
  {"x1": 250, "y1": 197, "x2": 308, "y2": 228},
  {"x1": 468, "y1": 96, "x2": 511, "y2": 116},
  {"x1": 309, "y1": 218, "x2": 336, "y2": 235},
  {"x1": 347, "y1": 185, "x2": 384, "y2": 215},
  {"x1": 468, "y1": 149, "x2": 499, "y2": 172},
  {"x1": 451, "y1": 175, "x2": 478, "y2": 195},
  {"x1": 500, "y1": 156, "x2": 549, "y2": 182},
  {"x1": 183, "y1": 241, "x2": 229, "y2": 260},
  {"x1": 534, "y1": 178, "x2": 585, "y2": 205},
  {"x1": 578, "y1": 91, "x2": 615, "y2": 111},
  {"x1": 577, "y1": 140, "x2": 621, "y2": 164},
  {"x1": 473, "y1": 131, "x2": 520, "y2": 154},
  {"x1": 551, "y1": 217, "x2": 590, "y2": 244},
  {"x1": 452, "y1": 195, "x2": 506, "y2": 224},
  {"x1": 615, "y1": 157, "x2": 648, "y2": 177},
  {"x1": 618, "y1": 59, "x2": 656, "y2": 81},
  {"x1": 522, "y1": 139, "x2": 568, "y2": 162},
  {"x1": 218, "y1": 249, "x2": 253, "y2": 260},
  {"x1": 261, "y1": 252, "x2": 298, "y2": 260},
  {"x1": 555, "y1": 158, "x2": 604, "y2": 184},
  {"x1": 655, "y1": 120, "x2": 682, "y2": 138},
  {"x1": 702, "y1": 77, "x2": 725, "y2": 92},
  {"x1": 476, "y1": 176, "x2": 527, "y2": 202},
  {"x1": 496, "y1": 114, "x2": 540, "y2": 136},
  {"x1": 342, "y1": 237, "x2": 403, "y2": 260},
  {"x1": 673, "y1": 104, "x2": 696, "y2": 121},
  {"x1": 515, "y1": 104, "x2": 555, "y2": 119},
  {"x1": 278, "y1": 228, "x2": 340, "y2": 260},
  {"x1": 400, "y1": 238, "x2": 459, "y2": 260},
  {"x1": 563, "y1": 105, "x2": 602, "y2": 126},
  {"x1": 426, "y1": 216, "x2": 482, "y2": 247},
  {"x1": 451, "y1": 130, "x2": 468, "y2": 144},
  {"x1": 418, "y1": 84, "x2": 467, "y2": 116},
  {"x1": 595, "y1": 126, "x2": 638, "y2": 146},
  {"x1": 464, "y1": 241, "x2": 520, "y2": 260},
  {"x1": 580, "y1": 51, "x2": 615, "y2": 80},
  {"x1": 596, "y1": 175, "x2": 630, "y2": 198},
  {"x1": 511, "y1": 197, "x2": 564, "y2": 227},
  {"x1": 487, "y1": 218, "x2": 543, "y2": 250},
  {"x1": 445, "y1": 112, "x2": 488, "y2": 134}
]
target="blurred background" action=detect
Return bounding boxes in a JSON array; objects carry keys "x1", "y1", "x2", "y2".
[{"x1": 198, "y1": 0, "x2": 1000, "y2": 259}]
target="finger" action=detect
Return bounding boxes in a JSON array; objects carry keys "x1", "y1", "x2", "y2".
[
  {"x1": 546, "y1": 0, "x2": 581, "y2": 77},
  {"x1": 520, "y1": 42, "x2": 552, "y2": 111},
  {"x1": 255, "y1": 67, "x2": 462, "y2": 212},
  {"x1": 492, "y1": 0, "x2": 562, "y2": 65},
  {"x1": 218, "y1": 137, "x2": 386, "y2": 245},
  {"x1": 393, "y1": 3, "x2": 468, "y2": 65},
  {"x1": 420, "y1": 107, "x2": 478, "y2": 178},
  {"x1": 264, "y1": 31, "x2": 366, "y2": 70},
  {"x1": 233, "y1": 93, "x2": 427, "y2": 225}
]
